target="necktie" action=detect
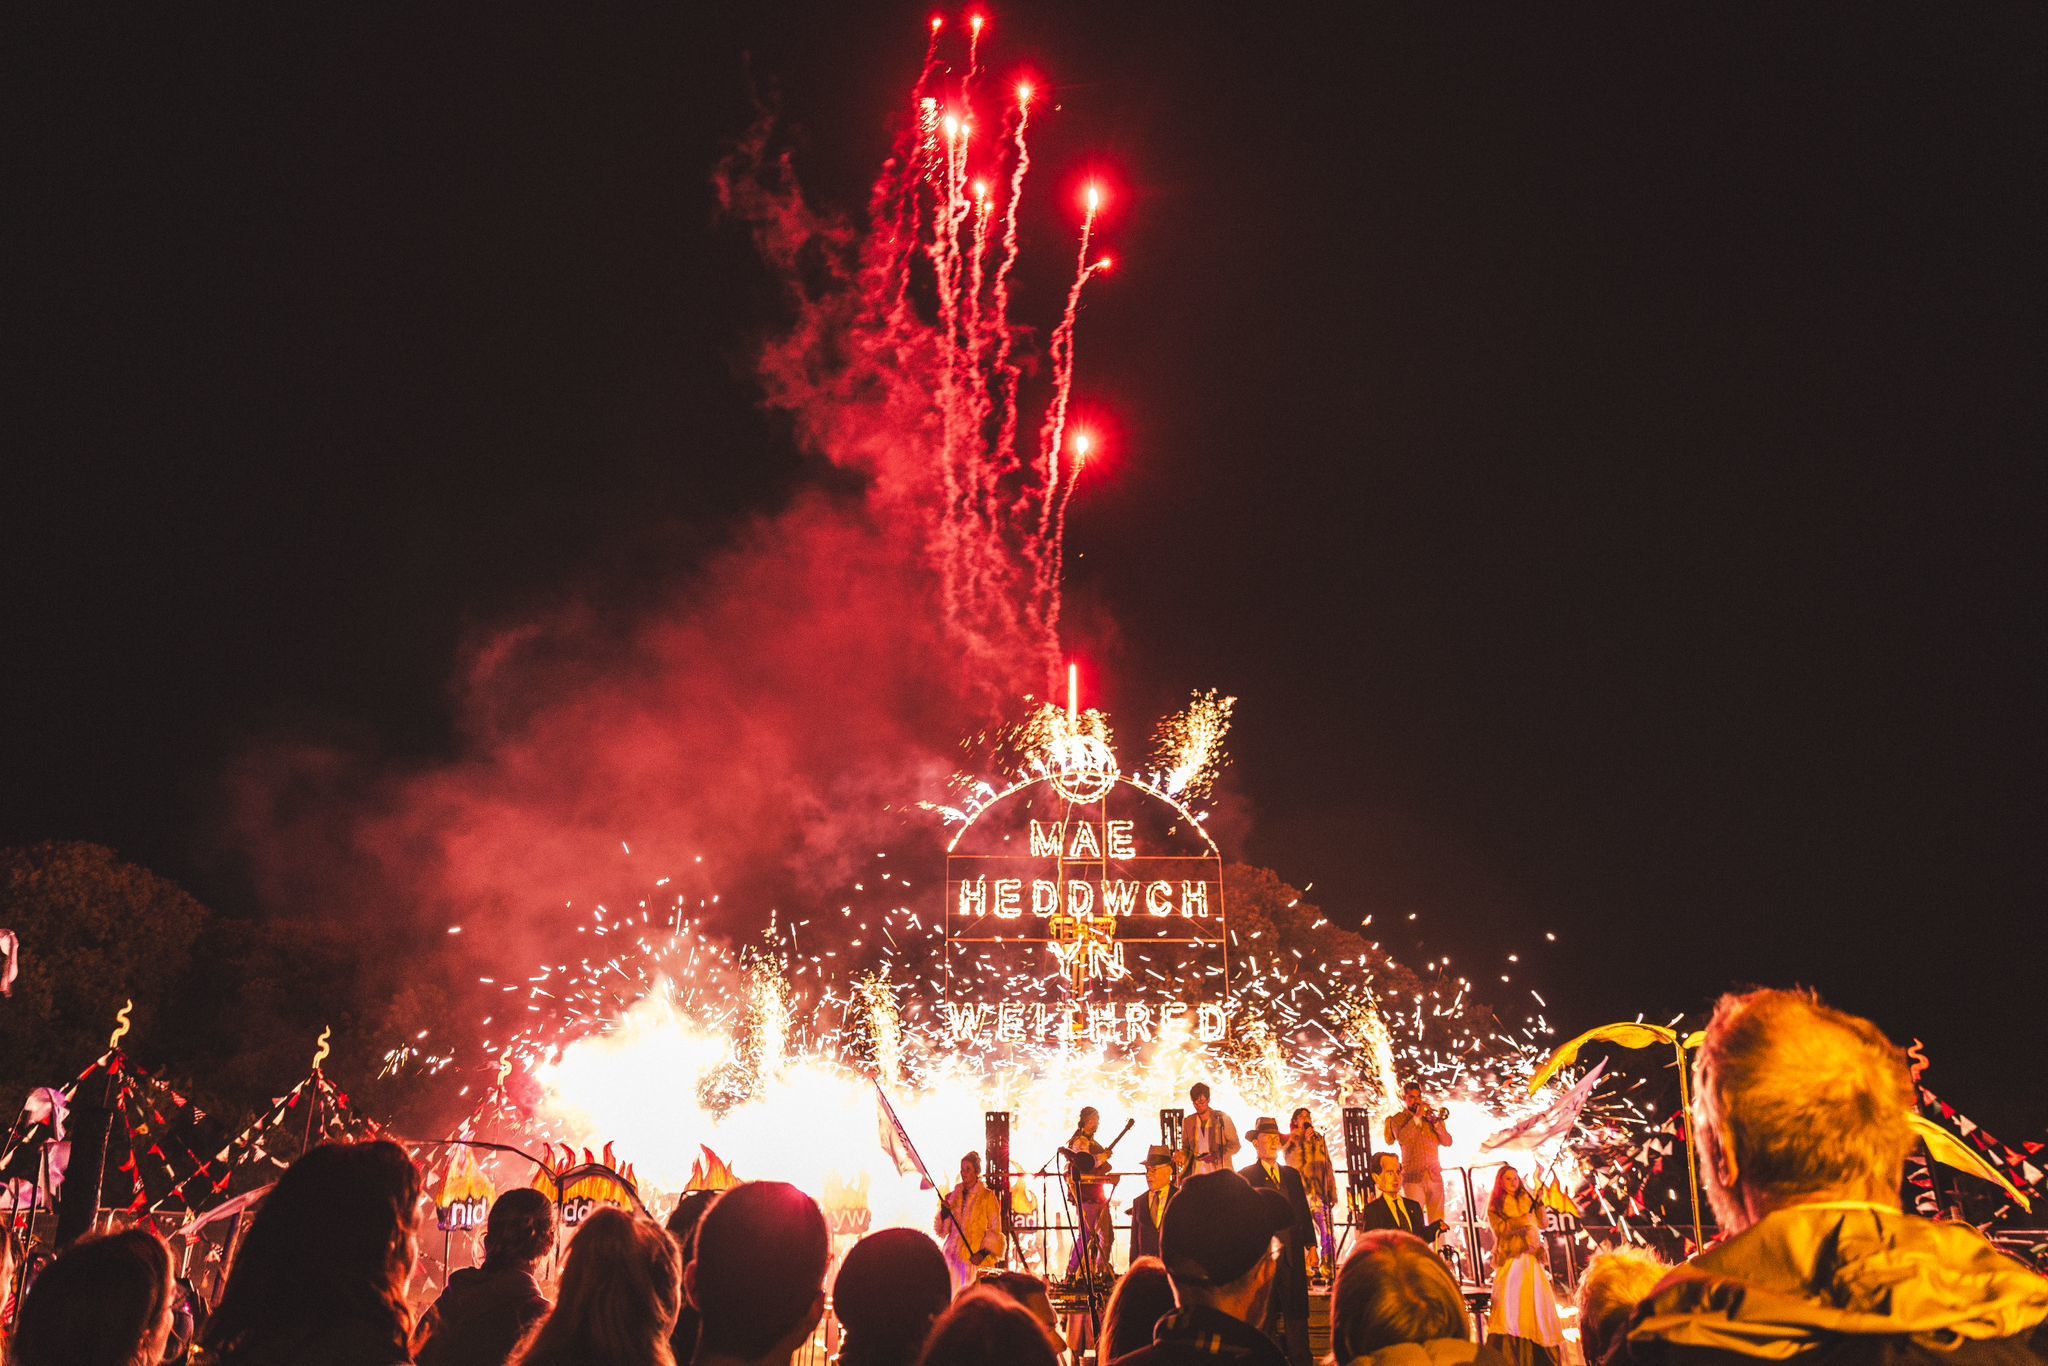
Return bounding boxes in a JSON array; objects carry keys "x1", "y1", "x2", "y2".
[
  {"x1": 1265, "y1": 1162, "x2": 1280, "y2": 1186},
  {"x1": 1392, "y1": 1195, "x2": 1408, "y2": 1230},
  {"x1": 1153, "y1": 1192, "x2": 1164, "y2": 1226}
]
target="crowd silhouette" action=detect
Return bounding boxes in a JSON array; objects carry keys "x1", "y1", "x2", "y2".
[{"x1": 4, "y1": 990, "x2": 2044, "y2": 1366}]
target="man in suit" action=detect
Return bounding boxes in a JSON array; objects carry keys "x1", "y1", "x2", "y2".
[
  {"x1": 1358, "y1": 1151, "x2": 1438, "y2": 1240},
  {"x1": 1239, "y1": 1117, "x2": 1316, "y2": 1366},
  {"x1": 1129, "y1": 1145, "x2": 1176, "y2": 1260}
]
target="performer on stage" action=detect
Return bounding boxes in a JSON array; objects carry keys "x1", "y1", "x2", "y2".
[
  {"x1": 1486, "y1": 1164, "x2": 1564, "y2": 1366},
  {"x1": 935, "y1": 1150, "x2": 1004, "y2": 1291},
  {"x1": 1179, "y1": 1082, "x2": 1240, "y2": 1177},
  {"x1": 1358, "y1": 1151, "x2": 1436, "y2": 1238},
  {"x1": 1064, "y1": 1107, "x2": 1115, "y2": 1283},
  {"x1": 1128, "y1": 1145, "x2": 1176, "y2": 1261},
  {"x1": 1283, "y1": 1107, "x2": 1338, "y2": 1272},
  {"x1": 1382, "y1": 1080, "x2": 1453, "y2": 1225},
  {"x1": 1240, "y1": 1117, "x2": 1317, "y2": 1366}
]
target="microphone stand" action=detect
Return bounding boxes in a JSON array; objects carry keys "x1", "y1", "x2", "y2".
[{"x1": 1057, "y1": 1148, "x2": 1108, "y2": 1342}]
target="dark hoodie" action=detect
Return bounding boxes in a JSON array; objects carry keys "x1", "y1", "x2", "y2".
[
  {"x1": 414, "y1": 1266, "x2": 550, "y2": 1366},
  {"x1": 1612, "y1": 1202, "x2": 2048, "y2": 1366}
]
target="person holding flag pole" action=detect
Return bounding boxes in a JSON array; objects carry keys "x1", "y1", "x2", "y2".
[{"x1": 874, "y1": 1083, "x2": 978, "y2": 1266}]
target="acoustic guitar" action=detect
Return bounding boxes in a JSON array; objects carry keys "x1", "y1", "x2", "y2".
[{"x1": 1065, "y1": 1118, "x2": 1136, "y2": 1206}]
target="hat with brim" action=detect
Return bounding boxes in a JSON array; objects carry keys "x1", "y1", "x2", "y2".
[
  {"x1": 1143, "y1": 1144, "x2": 1175, "y2": 1170},
  {"x1": 1161, "y1": 1171, "x2": 1292, "y2": 1288},
  {"x1": 1249, "y1": 1116, "x2": 1283, "y2": 1138}
]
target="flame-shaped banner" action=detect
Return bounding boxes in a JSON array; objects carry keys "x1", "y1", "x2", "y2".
[{"x1": 435, "y1": 1144, "x2": 497, "y2": 1231}]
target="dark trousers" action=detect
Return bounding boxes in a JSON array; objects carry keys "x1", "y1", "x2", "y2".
[
  {"x1": 1066, "y1": 1200, "x2": 1113, "y2": 1277},
  {"x1": 1262, "y1": 1264, "x2": 1312, "y2": 1366}
]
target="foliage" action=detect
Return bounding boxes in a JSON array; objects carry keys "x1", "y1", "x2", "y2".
[
  {"x1": 0, "y1": 842, "x2": 208, "y2": 1108},
  {"x1": 0, "y1": 841, "x2": 454, "y2": 1138}
]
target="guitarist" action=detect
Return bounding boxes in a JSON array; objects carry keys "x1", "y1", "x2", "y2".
[
  {"x1": 1064, "y1": 1107, "x2": 1131, "y2": 1283},
  {"x1": 935, "y1": 1150, "x2": 1005, "y2": 1290}
]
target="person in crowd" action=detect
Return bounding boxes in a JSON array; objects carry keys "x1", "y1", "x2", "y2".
[
  {"x1": 198, "y1": 1138, "x2": 423, "y2": 1366},
  {"x1": 1614, "y1": 988, "x2": 2048, "y2": 1366},
  {"x1": 414, "y1": 1186, "x2": 556, "y2": 1366},
  {"x1": 1329, "y1": 1229, "x2": 1505, "y2": 1366},
  {"x1": 935, "y1": 1149, "x2": 1003, "y2": 1290},
  {"x1": 168, "y1": 1266, "x2": 208, "y2": 1360},
  {"x1": 832, "y1": 1227, "x2": 953, "y2": 1366},
  {"x1": 1240, "y1": 1118, "x2": 1317, "y2": 1366},
  {"x1": 981, "y1": 1270, "x2": 1069, "y2": 1359},
  {"x1": 1130, "y1": 1146, "x2": 1176, "y2": 1260},
  {"x1": 1112, "y1": 1169, "x2": 1292, "y2": 1366},
  {"x1": 1283, "y1": 1108, "x2": 1338, "y2": 1272},
  {"x1": 1101, "y1": 1256, "x2": 1177, "y2": 1362},
  {"x1": 663, "y1": 1189, "x2": 717, "y2": 1364},
  {"x1": 1484, "y1": 1166, "x2": 1563, "y2": 1366},
  {"x1": 685, "y1": 1181, "x2": 830, "y2": 1366},
  {"x1": 2, "y1": 1226, "x2": 15, "y2": 1360},
  {"x1": 1383, "y1": 1083, "x2": 1453, "y2": 1227},
  {"x1": 1360, "y1": 1152, "x2": 1434, "y2": 1238},
  {"x1": 1180, "y1": 1083, "x2": 1240, "y2": 1177},
  {"x1": 510, "y1": 1207, "x2": 678, "y2": 1366},
  {"x1": 10, "y1": 1226, "x2": 174, "y2": 1366},
  {"x1": 1573, "y1": 1247, "x2": 1667, "y2": 1366},
  {"x1": 915, "y1": 1287, "x2": 1059, "y2": 1366}
]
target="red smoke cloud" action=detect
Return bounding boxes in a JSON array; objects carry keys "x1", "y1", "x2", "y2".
[
  {"x1": 231, "y1": 495, "x2": 984, "y2": 941},
  {"x1": 231, "y1": 29, "x2": 1104, "y2": 998}
]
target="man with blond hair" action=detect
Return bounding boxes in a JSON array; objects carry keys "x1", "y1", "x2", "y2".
[
  {"x1": 1576, "y1": 1246, "x2": 1667, "y2": 1366},
  {"x1": 1611, "y1": 988, "x2": 2048, "y2": 1366}
]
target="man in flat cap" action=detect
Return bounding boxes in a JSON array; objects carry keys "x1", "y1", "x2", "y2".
[{"x1": 1111, "y1": 1170, "x2": 1292, "y2": 1366}]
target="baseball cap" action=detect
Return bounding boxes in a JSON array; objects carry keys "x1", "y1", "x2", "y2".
[{"x1": 1160, "y1": 1171, "x2": 1291, "y2": 1288}]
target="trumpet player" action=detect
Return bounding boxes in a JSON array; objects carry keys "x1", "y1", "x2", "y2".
[{"x1": 1383, "y1": 1080, "x2": 1454, "y2": 1225}]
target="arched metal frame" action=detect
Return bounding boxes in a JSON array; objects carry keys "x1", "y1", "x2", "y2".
[{"x1": 942, "y1": 772, "x2": 1230, "y2": 1022}]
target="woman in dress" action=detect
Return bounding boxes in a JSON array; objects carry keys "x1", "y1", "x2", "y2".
[
  {"x1": 1484, "y1": 1166, "x2": 1564, "y2": 1366},
  {"x1": 1284, "y1": 1107, "x2": 1339, "y2": 1274}
]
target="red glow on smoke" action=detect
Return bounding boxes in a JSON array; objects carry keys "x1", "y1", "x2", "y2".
[{"x1": 232, "y1": 14, "x2": 1124, "y2": 1027}]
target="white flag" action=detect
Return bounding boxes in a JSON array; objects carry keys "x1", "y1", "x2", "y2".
[{"x1": 875, "y1": 1085, "x2": 933, "y2": 1190}]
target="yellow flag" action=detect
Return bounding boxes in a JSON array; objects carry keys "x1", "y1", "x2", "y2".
[
  {"x1": 1907, "y1": 1113, "x2": 2032, "y2": 1213},
  {"x1": 1529, "y1": 1022, "x2": 1677, "y2": 1094}
]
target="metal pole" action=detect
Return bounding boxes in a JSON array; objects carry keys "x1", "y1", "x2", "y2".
[{"x1": 1674, "y1": 1041, "x2": 1704, "y2": 1251}]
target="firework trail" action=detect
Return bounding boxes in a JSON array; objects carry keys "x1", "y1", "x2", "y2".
[
  {"x1": 722, "y1": 15, "x2": 1113, "y2": 698},
  {"x1": 357, "y1": 15, "x2": 1683, "y2": 1261}
]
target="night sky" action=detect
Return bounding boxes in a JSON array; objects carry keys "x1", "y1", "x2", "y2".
[{"x1": 9, "y1": 6, "x2": 2044, "y2": 1132}]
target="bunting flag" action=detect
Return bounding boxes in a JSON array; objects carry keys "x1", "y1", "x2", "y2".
[
  {"x1": 1528, "y1": 1022, "x2": 1683, "y2": 1094},
  {"x1": 150, "y1": 1047, "x2": 377, "y2": 1216},
  {"x1": 1483, "y1": 1060, "x2": 1607, "y2": 1152},
  {"x1": 1908, "y1": 1112, "x2": 2032, "y2": 1213}
]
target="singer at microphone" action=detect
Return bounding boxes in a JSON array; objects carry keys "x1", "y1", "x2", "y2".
[{"x1": 1382, "y1": 1080, "x2": 1453, "y2": 1227}]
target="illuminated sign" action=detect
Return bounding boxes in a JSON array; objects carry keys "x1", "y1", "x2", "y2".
[{"x1": 942, "y1": 747, "x2": 1229, "y2": 1044}]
